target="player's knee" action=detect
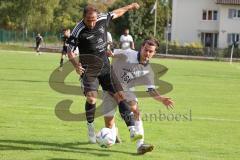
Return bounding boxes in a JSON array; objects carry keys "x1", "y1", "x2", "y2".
[
  {"x1": 86, "y1": 92, "x2": 97, "y2": 104},
  {"x1": 133, "y1": 108, "x2": 140, "y2": 119},
  {"x1": 130, "y1": 102, "x2": 140, "y2": 119},
  {"x1": 86, "y1": 97, "x2": 96, "y2": 104},
  {"x1": 114, "y1": 91, "x2": 125, "y2": 103}
]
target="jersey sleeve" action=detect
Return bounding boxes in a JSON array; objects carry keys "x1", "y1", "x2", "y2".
[
  {"x1": 67, "y1": 21, "x2": 84, "y2": 52},
  {"x1": 67, "y1": 36, "x2": 77, "y2": 52},
  {"x1": 97, "y1": 12, "x2": 115, "y2": 28},
  {"x1": 106, "y1": 12, "x2": 115, "y2": 27},
  {"x1": 113, "y1": 49, "x2": 126, "y2": 56},
  {"x1": 129, "y1": 35, "x2": 134, "y2": 42},
  {"x1": 112, "y1": 49, "x2": 128, "y2": 60}
]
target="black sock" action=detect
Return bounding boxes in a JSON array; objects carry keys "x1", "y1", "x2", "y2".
[
  {"x1": 118, "y1": 100, "x2": 135, "y2": 127},
  {"x1": 60, "y1": 58, "x2": 63, "y2": 67},
  {"x1": 85, "y1": 101, "x2": 96, "y2": 123}
]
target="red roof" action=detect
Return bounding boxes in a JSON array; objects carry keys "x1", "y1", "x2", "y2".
[{"x1": 216, "y1": 0, "x2": 240, "y2": 5}]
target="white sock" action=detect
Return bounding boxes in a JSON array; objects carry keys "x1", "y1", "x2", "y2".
[
  {"x1": 87, "y1": 122, "x2": 94, "y2": 126},
  {"x1": 135, "y1": 120, "x2": 144, "y2": 149},
  {"x1": 111, "y1": 123, "x2": 117, "y2": 139},
  {"x1": 128, "y1": 126, "x2": 135, "y2": 133}
]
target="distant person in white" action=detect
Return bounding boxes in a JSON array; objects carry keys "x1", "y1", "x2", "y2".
[{"x1": 120, "y1": 28, "x2": 135, "y2": 50}]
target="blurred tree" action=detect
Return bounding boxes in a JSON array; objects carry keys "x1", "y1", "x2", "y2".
[
  {"x1": 0, "y1": 0, "x2": 171, "y2": 42},
  {"x1": 109, "y1": 0, "x2": 170, "y2": 48},
  {"x1": 87, "y1": 0, "x2": 116, "y2": 12},
  {"x1": 0, "y1": 0, "x2": 60, "y2": 33},
  {"x1": 53, "y1": 0, "x2": 87, "y2": 32},
  {"x1": 0, "y1": 1, "x2": 18, "y2": 29},
  {"x1": 28, "y1": 0, "x2": 60, "y2": 32}
]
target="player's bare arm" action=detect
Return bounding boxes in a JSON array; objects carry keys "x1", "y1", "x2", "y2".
[
  {"x1": 147, "y1": 88, "x2": 174, "y2": 109},
  {"x1": 67, "y1": 51, "x2": 85, "y2": 75},
  {"x1": 112, "y1": 3, "x2": 140, "y2": 19},
  {"x1": 106, "y1": 50, "x2": 114, "y2": 57},
  {"x1": 131, "y1": 42, "x2": 135, "y2": 50}
]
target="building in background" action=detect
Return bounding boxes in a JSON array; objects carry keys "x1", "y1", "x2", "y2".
[{"x1": 171, "y1": 0, "x2": 240, "y2": 48}]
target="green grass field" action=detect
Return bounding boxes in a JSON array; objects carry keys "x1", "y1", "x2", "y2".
[{"x1": 0, "y1": 49, "x2": 240, "y2": 160}]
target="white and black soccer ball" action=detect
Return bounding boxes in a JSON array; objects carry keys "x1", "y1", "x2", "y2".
[{"x1": 96, "y1": 128, "x2": 115, "y2": 148}]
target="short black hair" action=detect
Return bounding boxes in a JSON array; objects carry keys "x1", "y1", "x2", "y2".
[
  {"x1": 142, "y1": 38, "x2": 160, "y2": 48},
  {"x1": 83, "y1": 5, "x2": 99, "y2": 17}
]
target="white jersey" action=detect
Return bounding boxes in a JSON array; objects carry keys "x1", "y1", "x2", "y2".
[
  {"x1": 112, "y1": 49, "x2": 155, "y2": 91},
  {"x1": 120, "y1": 35, "x2": 133, "y2": 49}
]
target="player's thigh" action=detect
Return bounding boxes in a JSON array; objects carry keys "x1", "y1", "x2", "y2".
[
  {"x1": 124, "y1": 91, "x2": 138, "y2": 110},
  {"x1": 101, "y1": 91, "x2": 117, "y2": 117},
  {"x1": 124, "y1": 91, "x2": 141, "y2": 117},
  {"x1": 98, "y1": 72, "x2": 123, "y2": 94},
  {"x1": 124, "y1": 91, "x2": 138, "y2": 103},
  {"x1": 81, "y1": 74, "x2": 99, "y2": 95}
]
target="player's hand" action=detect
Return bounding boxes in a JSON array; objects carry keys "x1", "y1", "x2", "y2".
[
  {"x1": 75, "y1": 63, "x2": 85, "y2": 75},
  {"x1": 130, "y1": 3, "x2": 140, "y2": 10},
  {"x1": 106, "y1": 50, "x2": 114, "y2": 57},
  {"x1": 156, "y1": 96, "x2": 174, "y2": 109}
]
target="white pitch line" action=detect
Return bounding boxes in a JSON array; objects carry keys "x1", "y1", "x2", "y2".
[
  {"x1": 193, "y1": 117, "x2": 240, "y2": 122},
  {"x1": 0, "y1": 50, "x2": 36, "y2": 54}
]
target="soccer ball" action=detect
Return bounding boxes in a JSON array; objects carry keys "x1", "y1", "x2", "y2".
[{"x1": 96, "y1": 128, "x2": 116, "y2": 148}]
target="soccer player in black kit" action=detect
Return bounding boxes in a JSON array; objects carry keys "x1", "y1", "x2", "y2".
[
  {"x1": 35, "y1": 33, "x2": 43, "y2": 54},
  {"x1": 67, "y1": 3, "x2": 141, "y2": 143},
  {"x1": 59, "y1": 29, "x2": 71, "y2": 71}
]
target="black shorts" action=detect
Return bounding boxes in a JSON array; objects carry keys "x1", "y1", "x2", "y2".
[
  {"x1": 36, "y1": 42, "x2": 41, "y2": 48},
  {"x1": 81, "y1": 69, "x2": 123, "y2": 94},
  {"x1": 62, "y1": 46, "x2": 67, "y2": 55}
]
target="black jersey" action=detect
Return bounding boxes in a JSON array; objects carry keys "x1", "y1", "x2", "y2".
[
  {"x1": 68, "y1": 12, "x2": 114, "y2": 74},
  {"x1": 62, "y1": 35, "x2": 69, "y2": 47},
  {"x1": 36, "y1": 35, "x2": 43, "y2": 44}
]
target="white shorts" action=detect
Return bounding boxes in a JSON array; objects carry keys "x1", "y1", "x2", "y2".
[{"x1": 101, "y1": 91, "x2": 138, "y2": 117}]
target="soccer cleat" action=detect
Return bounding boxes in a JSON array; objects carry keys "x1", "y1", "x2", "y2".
[
  {"x1": 130, "y1": 130, "x2": 143, "y2": 142},
  {"x1": 137, "y1": 144, "x2": 154, "y2": 155},
  {"x1": 87, "y1": 122, "x2": 96, "y2": 144},
  {"x1": 58, "y1": 67, "x2": 63, "y2": 72}
]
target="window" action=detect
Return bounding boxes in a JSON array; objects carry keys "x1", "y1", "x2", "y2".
[
  {"x1": 233, "y1": 10, "x2": 237, "y2": 18},
  {"x1": 203, "y1": 10, "x2": 207, "y2": 20},
  {"x1": 202, "y1": 10, "x2": 218, "y2": 20},
  {"x1": 213, "y1": 10, "x2": 218, "y2": 20},
  {"x1": 208, "y1": 10, "x2": 212, "y2": 20},
  {"x1": 201, "y1": 33, "x2": 205, "y2": 43},
  {"x1": 214, "y1": 33, "x2": 218, "y2": 48},
  {"x1": 229, "y1": 9, "x2": 240, "y2": 19},
  {"x1": 236, "y1": 34, "x2": 239, "y2": 42},
  {"x1": 229, "y1": 9, "x2": 234, "y2": 18},
  {"x1": 201, "y1": 33, "x2": 218, "y2": 48},
  {"x1": 227, "y1": 33, "x2": 240, "y2": 45}
]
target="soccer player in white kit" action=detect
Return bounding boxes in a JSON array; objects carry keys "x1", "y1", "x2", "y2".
[{"x1": 103, "y1": 38, "x2": 174, "y2": 154}]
